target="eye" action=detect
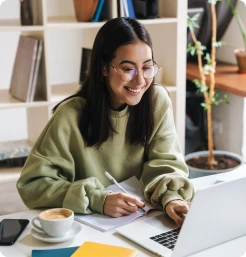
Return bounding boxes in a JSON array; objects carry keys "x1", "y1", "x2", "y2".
[
  {"x1": 143, "y1": 65, "x2": 153, "y2": 71},
  {"x1": 122, "y1": 68, "x2": 136, "y2": 74}
]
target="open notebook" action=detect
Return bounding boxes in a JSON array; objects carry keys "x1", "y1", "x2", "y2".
[{"x1": 75, "y1": 176, "x2": 160, "y2": 232}]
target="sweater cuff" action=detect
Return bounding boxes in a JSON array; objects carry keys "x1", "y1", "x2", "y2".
[
  {"x1": 161, "y1": 190, "x2": 184, "y2": 211},
  {"x1": 88, "y1": 189, "x2": 111, "y2": 214}
]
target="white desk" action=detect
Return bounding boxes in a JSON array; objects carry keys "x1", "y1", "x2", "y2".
[{"x1": 1, "y1": 165, "x2": 246, "y2": 257}]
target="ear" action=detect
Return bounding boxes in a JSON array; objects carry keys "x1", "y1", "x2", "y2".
[{"x1": 102, "y1": 65, "x2": 108, "y2": 76}]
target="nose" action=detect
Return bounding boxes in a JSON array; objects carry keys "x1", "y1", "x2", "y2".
[{"x1": 133, "y1": 70, "x2": 145, "y2": 84}]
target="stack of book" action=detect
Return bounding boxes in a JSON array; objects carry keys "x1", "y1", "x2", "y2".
[
  {"x1": 92, "y1": 0, "x2": 136, "y2": 22},
  {"x1": 74, "y1": 0, "x2": 159, "y2": 23},
  {"x1": 32, "y1": 242, "x2": 139, "y2": 257},
  {"x1": 9, "y1": 35, "x2": 43, "y2": 102}
]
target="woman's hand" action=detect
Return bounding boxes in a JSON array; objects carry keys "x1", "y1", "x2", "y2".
[
  {"x1": 103, "y1": 192, "x2": 145, "y2": 217},
  {"x1": 165, "y1": 200, "x2": 191, "y2": 226}
]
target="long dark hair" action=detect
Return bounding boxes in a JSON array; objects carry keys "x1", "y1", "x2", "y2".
[{"x1": 53, "y1": 17, "x2": 155, "y2": 147}]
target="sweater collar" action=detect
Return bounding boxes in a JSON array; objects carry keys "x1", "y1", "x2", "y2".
[{"x1": 109, "y1": 105, "x2": 129, "y2": 118}]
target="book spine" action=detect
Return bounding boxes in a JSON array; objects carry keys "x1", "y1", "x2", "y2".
[
  {"x1": 20, "y1": 0, "x2": 33, "y2": 26},
  {"x1": 118, "y1": 0, "x2": 124, "y2": 17},
  {"x1": 109, "y1": 0, "x2": 118, "y2": 19},
  {"x1": 91, "y1": 0, "x2": 105, "y2": 22},
  {"x1": 127, "y1": 0, "x2": 136, "y2": 18},
  {"x1": 123, "y1": 0, "x2": 129, "y2": 17},
  {"x1": 29, "y1": 40, "x2": 43, "y2": 102},
  {"x1": 27, "y1": 39, "x2": 39, "y2": 102}
]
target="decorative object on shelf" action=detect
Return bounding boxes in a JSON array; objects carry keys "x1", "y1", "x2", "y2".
[
  {"x1": 132, "y1": 0, "x2": 158, "y2": 19},
  {"x1": 73, "y1": 0, "x2": 99, "y2": 22},
  {"x1": 0, "y1": 140, "x2": 31, "y2": 168},
  {"x1": 186, "y1": 0, "x2": 242, "y2": 176},
  {"x1": 226, "y1": 0, "x2": 246, "y2": 73},
  {"x1": 79, "y1": 48, "x2": 92, "y2": 84},
  {"x1": 20, "y1": 0, "x2": 33, "y2": 25}
]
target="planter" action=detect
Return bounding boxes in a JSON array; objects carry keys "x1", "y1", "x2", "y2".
[
  {"x1": 185, "y1": 150, "x2": 244, "y2": 179},
  {"x1": 73, "y1": 0, "x2": 98, "y2": 22},
  {"x1": 234, "y1": 48, "x2": 246, "y2": 73}
]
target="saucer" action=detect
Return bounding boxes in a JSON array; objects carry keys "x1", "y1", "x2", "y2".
[{"x1": 31, "y1": 221, "x2": 83, "y2": 243}]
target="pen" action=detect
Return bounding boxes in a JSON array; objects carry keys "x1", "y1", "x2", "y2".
[{"x1": 105, "y1": 171, "x2": 145, "y2": 213}]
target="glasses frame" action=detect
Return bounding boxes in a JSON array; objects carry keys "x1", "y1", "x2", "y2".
[{"x1": 108, "y1": 61, "x2": 160, "y2": 82}]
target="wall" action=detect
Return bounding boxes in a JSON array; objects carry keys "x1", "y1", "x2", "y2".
[{"x1": 215, "y1": 1, "x2": 246, "y2": 159}]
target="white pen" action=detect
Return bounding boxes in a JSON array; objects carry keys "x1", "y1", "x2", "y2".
[{"x1": 105, "y1": 171, "x2": 145, "y2": 213}]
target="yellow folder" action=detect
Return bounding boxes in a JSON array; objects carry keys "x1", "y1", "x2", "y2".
[{"x1": 70, "y1": 241, "x2": 139, "y2": 257}]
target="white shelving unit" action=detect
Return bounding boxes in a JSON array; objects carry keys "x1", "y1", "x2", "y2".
[{"x1": 0, "y1": 0, "x2": 187, "y2": 175}]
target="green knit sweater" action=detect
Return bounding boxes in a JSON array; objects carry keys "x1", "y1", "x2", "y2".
[{"x1": 17, "y1": 85, "x2": 194, "y2": 214}]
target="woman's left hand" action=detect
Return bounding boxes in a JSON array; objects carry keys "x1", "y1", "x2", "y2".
[{"x1": 165, "y1": 200, "x2": 191, "y2": 226}]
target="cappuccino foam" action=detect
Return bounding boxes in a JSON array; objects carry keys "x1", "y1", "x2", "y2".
[{"x1": 41, "y1": 210, "x2": 71, "y2": 220}]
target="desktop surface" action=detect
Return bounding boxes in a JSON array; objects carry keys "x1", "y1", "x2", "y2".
[{"x1": 1, "y1": 165, "x2": 246, "y2": 257}]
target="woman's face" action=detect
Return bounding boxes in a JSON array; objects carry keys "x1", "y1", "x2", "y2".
[{"x1": 105, "y1": 41, "x2": 153, "y2": 111}]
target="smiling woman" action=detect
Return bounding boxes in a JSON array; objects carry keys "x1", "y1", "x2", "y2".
[{"x1": 17, "y1": 17, "x2": 194, "y2": 226}]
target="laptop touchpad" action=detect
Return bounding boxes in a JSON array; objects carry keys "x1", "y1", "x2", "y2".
[{"x1": 144, "y1": 214, "x2": 178, "y2": 232}]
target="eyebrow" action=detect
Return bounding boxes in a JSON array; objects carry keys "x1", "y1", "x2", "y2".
[{"x1": 119, "y1": 59, "x2": 153, "y2": 65}]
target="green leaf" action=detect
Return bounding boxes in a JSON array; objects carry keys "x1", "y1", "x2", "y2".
[
  {"x1": 187, "y1": 14, "x2": 200, "y2": 30},
  {"x1": 213, "y1": 41, "x2": 223, "y2": 47},
  {"x1": 201, "y1": 102, "x2": 211, "y2": 110}
]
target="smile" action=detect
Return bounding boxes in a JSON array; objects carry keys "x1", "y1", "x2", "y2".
[{"x1": 126, "y1": 86, "x2": 145, "y2": 93}]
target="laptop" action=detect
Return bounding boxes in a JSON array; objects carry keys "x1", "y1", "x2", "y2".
[{"x1": 116, "y1": 176, "x2": 246, "y2": 257}]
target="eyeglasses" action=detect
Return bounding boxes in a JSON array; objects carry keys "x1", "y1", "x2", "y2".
[{"x1": 108, "y1": 62, "x2": 160, "y2": 82}]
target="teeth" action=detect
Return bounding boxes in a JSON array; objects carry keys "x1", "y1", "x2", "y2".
[{"x1": 127, "y1": 87, "x2": 141, "y2": 93}]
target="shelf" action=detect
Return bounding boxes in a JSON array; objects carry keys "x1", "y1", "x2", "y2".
[
  {"x1": 0, "y1": 89, "x2": 48, "y2": 109},
  {"x1": 186, "y1": 62, "x2": 246, "y2": 97},
  {"x1": 138, "y1": 18, "x2": 178, "y2": 25},
  {"x1": 50, "y1": 83, "x2": 81, "y2": 103},
  {"x1": 46, "y1": 16, "x2": 177, "y2": 29},
  {"x1": 0, "y1": 20, "x2": 44, "y2": 31},
  {"x1": 47, "y1": 16, "x2": 105, "y2": 29},
  {"x1": 0, "y1": 166, "x2": 22, "y2": 181},
  {"x1": 0, "y1": 0, "x2": 187, "y2": 157}
]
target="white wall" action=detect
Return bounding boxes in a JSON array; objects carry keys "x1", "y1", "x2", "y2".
[{"x1": 215, "y1": 1, "x2": 246, "y2": 159}]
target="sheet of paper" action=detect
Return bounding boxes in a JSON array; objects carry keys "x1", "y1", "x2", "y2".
[{"x1": 75, "y1": 176, "x2": 155, "y2": 232}]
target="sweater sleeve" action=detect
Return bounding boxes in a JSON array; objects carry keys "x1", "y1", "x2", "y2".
[
  {"x1": 16, "y1": 99, "x2": 110, "y2": 215},
  {"x1": 17, "y1": 152, "x2": 110, "y2": 214},
  {"x1": 141, "y1": 87, "x2": 194, "y2": 211}
]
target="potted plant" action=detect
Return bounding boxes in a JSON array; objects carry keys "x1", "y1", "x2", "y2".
[
  {"x1": 186, "y1": 0, "x2": 243, "y2": 178},
  {"x1": 225, "y1": 0, "x2": 246, "y2": 73}
]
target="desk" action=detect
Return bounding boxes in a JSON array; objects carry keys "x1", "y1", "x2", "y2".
[
  {"x1": 186, "y1": 62, "x2": 246, "y2": 97},
  {"x1": 1, "y1": 165, "x2": 246, "y2": 257}
]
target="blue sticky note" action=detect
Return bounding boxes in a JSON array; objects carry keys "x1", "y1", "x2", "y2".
[{"x1": 32, "y1": 246, "x2": 79, "y2": 257}]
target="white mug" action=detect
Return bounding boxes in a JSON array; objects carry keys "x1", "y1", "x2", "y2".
[{"x1": 32, "y1": 208, "x2": 74, "y2": 237}]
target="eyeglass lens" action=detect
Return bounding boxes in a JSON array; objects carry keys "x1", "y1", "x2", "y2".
[{"x1": 121, "y1": 65, "x2": 159, "y2": 82}]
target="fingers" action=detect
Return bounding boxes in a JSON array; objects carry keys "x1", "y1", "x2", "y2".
[
  {"x1": 123, "y1": 194, "x2": 145, "y2": 208},
  {"x1": 103, "y1": 192, "x2": 144, "y2": 217},
  {"x1": 165, "y1": 200, "x2": 190, "y2": 226}
]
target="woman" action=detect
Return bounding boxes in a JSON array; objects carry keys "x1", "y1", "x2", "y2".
[{"x1": 17, "y1": 17, "x2": 194, "y2": 226}]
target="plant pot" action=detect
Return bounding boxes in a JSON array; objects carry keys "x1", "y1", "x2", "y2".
[
  {"x1": 234, "y1": 48, "x2": 246, "y2": 73},
  {"x1": 185, "y1": 150, "x2": 244, "y2": 179},
  {"x1": 73, "y1": 0, "x2": 98, "y2": 22}
]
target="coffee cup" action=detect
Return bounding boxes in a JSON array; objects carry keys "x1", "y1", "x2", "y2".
[{"x1": 32, "y1": 208, "x2": 74, "y2": 237}]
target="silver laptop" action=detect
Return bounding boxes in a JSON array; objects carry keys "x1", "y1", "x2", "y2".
[{"x1": 116, "y1": 176, "x2": 246, "y2": 257}]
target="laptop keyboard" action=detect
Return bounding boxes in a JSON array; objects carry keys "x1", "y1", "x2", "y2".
[{"x1": 150, "y1": 227, "x2": 181, "y2": 250}]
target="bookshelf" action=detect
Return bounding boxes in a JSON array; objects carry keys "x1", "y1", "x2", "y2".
[{"x1": 0, "y1": 0, "x2": 187, "y2": 175}]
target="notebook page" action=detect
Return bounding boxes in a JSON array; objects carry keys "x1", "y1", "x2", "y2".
[
  {"x1": 106, "y1": 176, "x2": 154, "y2": 212},
  {"x1": 75, "y1": 176, "x2": 154, "y2": 232}
]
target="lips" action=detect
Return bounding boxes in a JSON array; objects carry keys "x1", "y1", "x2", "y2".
[{"x1": 126, "y1": 85, "x2": 145, "y2": 93}]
